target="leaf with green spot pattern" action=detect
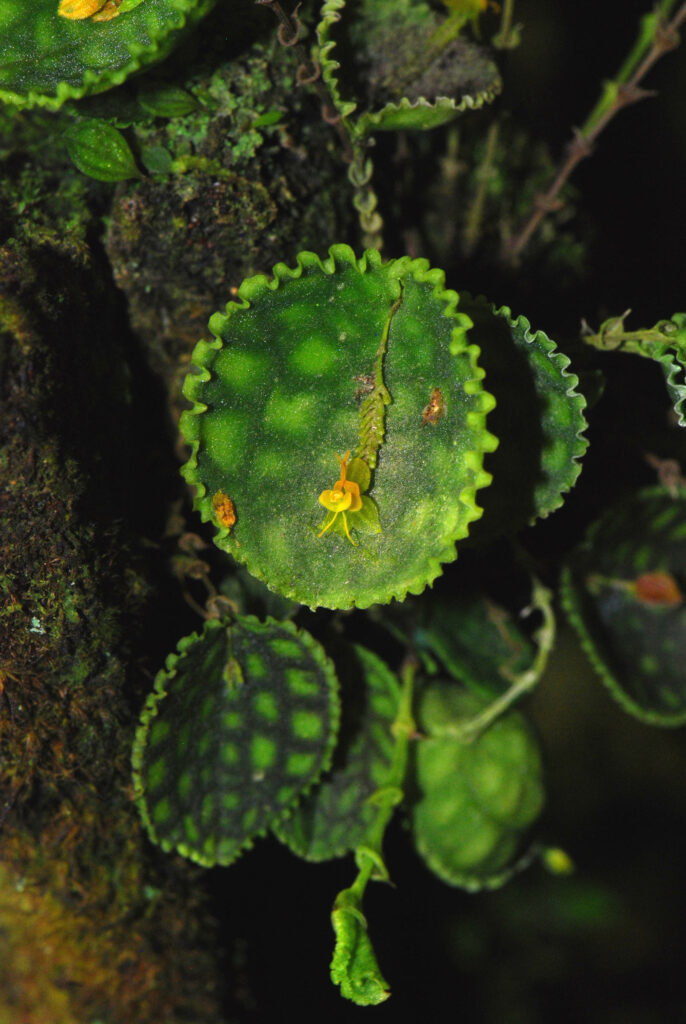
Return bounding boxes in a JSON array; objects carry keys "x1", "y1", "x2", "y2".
[
  {"x1": 460, "y1": 295, "x2": 588, "y2": 538},
  {"x1": 382, "y1": 590, "x2": 538, "y2": 700},
  {"x1": 132, "y1": 615, "x2": 340, "y2": 867},
  {"x1": 180, "y1": 245, "x2": 495, "y2": 610},
  {"x1": 273, "y1": 644, "x2": 400, "y2": 861},
  {"x1": 408, "y1": 681, "x2": 545, "y2": 891},
  {"x1": 0, "y1": 0, "x2": 216, "y2": 111},
  {"x1": 561, "y1": 486, "x2": 686, "y2": 726}
]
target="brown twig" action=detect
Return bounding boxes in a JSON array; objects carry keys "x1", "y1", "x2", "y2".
[
  {"x1": 256, "y1": 0, "x2": 354, "y2": 163},
  {"x1": 503, "y1": 1, "x2": 686, "y2": 264}
]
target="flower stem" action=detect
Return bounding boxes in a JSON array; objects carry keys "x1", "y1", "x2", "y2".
[{"x1": 503, "y1": 0, "x2": 686, "y2": 263}]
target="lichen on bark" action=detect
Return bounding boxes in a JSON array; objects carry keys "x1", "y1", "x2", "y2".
[{"x1": 0, "y1": 156, "x2": 224, "y2": 1023}]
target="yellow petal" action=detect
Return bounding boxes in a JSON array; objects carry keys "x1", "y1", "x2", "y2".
[
  {"x1": 91, "y1": 1, "x2": 122, "y2": 20},
  {"x1": 346, "y1": 491, "x2": 363, "y2": 513},
  {"x1": 58, "y1": 0, "x2": 107, "y2": 18},
  {"x1": 342, "y1": 479, "x2": 360, "y2": 499},
  {"x1": 319, "y1": 489, "x2": 352, "y2": 512}
]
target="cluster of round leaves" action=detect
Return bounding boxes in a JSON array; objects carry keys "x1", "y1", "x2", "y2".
[
  {"x1": 133, "y1": 607, "x2": 546, "y2": 889},
  {"x1": 562, "y1": 486, "x2": 686, "y2": 726},
  {"x1": 0, "y1": 0, "x2": 215, "y2": 109}
]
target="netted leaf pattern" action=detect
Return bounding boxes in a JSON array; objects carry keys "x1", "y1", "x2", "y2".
[
  {"x1": 273, "y1": 644, "x2": 400, "y2": 861},
  {"x1": 132, "y1": 615, "x2": 340, "y2": 867}
]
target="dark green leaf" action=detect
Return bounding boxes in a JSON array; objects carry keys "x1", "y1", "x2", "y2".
[
  {"x1": 132, "y1": 616, "x2": 340, "y2": 867},
  {"x1": 138, "y1": 84, "x2": 199, "y2": 118},
  {"x1": 141, "y1": 145, "x2": 173, "y2": 175},
  {"x1": 65, "y1": 119, "x2": 141, "y2": 182}
]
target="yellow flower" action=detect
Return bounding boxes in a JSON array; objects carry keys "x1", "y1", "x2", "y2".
[
  {"x1": 58, "y1": 0, "x2": 108, "y2": 18},
  {"x1": 318, "y1": 451, "x2": 362, "y2": 545},
  {"x1": 58, "y1": 0, "x2": 143, "y2": 21}
]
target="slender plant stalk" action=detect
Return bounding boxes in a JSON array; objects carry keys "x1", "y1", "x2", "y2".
[
  {"x1": 463, "y1": 119, "x2": 500, "y2": 254},
  {"x1": 453, "y1": 578, "x2": 555, "y2": 743},
  {"x1": 338, "y1": 658, "x2": 416, "y2": 891},
  {"x1": 492, "y1": 0, "x2": 518, "y2": 49},
  {"x1": 503, "y1": 0, "x2": 686, "y2": 264},
  {"x1": 329, "y1": 660, "x2": 417, "y2": 1003}
]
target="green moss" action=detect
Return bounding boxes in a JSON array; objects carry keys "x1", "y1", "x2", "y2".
[
  {"x1": 104, "y1": 36, "x2": 353, "y2": 397},
  {"x1": 0, "y1": 211, "x2": 224, "y2": 1022}
]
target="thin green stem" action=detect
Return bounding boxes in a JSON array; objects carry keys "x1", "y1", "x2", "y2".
[
  {"x1": 453, "y1": 578, "x2": 555, "y2": 743},
  {"x1": 499, "y1": 0, "x2": 515, "y2": 37},
  {"x1": 329, "y1": 660, "x2": 417, "y2": 1004},
  {"x1": 343, "y1": 658, "x2": 416, "y2": 888},
  {"x1": 585, "y1": 0, "x2": 678, "y2": 129},
  {"x1": 504, "y1": 0, "x2": 686, "y2": 263},
  {"x1": 426, "y1": 9, "x2": 469, "y2": 56},
  {"x1": 463, "y1": 120, "x2": 499, "y2": 254},
  {"x1": 492, "y1": 0, "x2": 519, "y2": 49}
]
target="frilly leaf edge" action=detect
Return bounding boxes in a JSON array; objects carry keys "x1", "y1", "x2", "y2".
[
  {"x1": 0, "y1": 0, "x2": 216, "y2": 111},
  {"x1": 131, "y1": 615, "x2": 342, "y2": 867},
  {"x1": 180, "y1": 244, "x2": 497, "y2": 611}
]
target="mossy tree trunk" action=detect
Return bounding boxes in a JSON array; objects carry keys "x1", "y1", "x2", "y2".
[{"x1": 0, "y1": 11, "x2": 354, "y2": 1019}]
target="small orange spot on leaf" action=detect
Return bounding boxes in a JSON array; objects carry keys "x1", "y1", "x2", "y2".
[
  {"x1": 212, "y1": 491, "x2": 236, "y2": 531},
  {"x1": 421, "y1": 387, "x2": 445, "y2": 427},
  {"x1": 634, "y1": 571, "x2": 683, "y2": 606}
]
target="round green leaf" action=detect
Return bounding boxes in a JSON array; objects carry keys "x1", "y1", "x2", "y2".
[
  {"x1": 462, "y1": 296, "x2": 588, "y2": 536},
  {"x1": 132, "y1": 615, "x2": 340, "y2": 867},
  {"x1": 65, "y1": 119, "x2": 141, "y2": 181},
  {"x1": 0, "y1": 0, "x2": 216, "y2": 111},
  {"x1": 318, "y1": 0, "x2": 501, "y2": 137},
  {"x1": 273, "y1": 644, "x2": 400, "y2": 861},
  {"x1": 409, "y1": 682, "x2": 545, "y2": 890},
  {"x1": 181, "y1": 246, "x2": 495, "y2": 610},
  {"x1": 561, "y1": 486, "x2": 686, "y2": 726}
]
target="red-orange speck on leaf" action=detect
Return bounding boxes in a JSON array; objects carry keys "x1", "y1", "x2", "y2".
[
  {"x1": 634, "y1": 571, "x2": 683, "y2": 606},
  {"x1": 212, "y1": 491, "x2": 236, "y2": 531}
]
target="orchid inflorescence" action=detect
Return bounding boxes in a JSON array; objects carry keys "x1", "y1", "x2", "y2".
[{"x1": 318, "y1": 451, "x2": 363, "y2": 545}]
